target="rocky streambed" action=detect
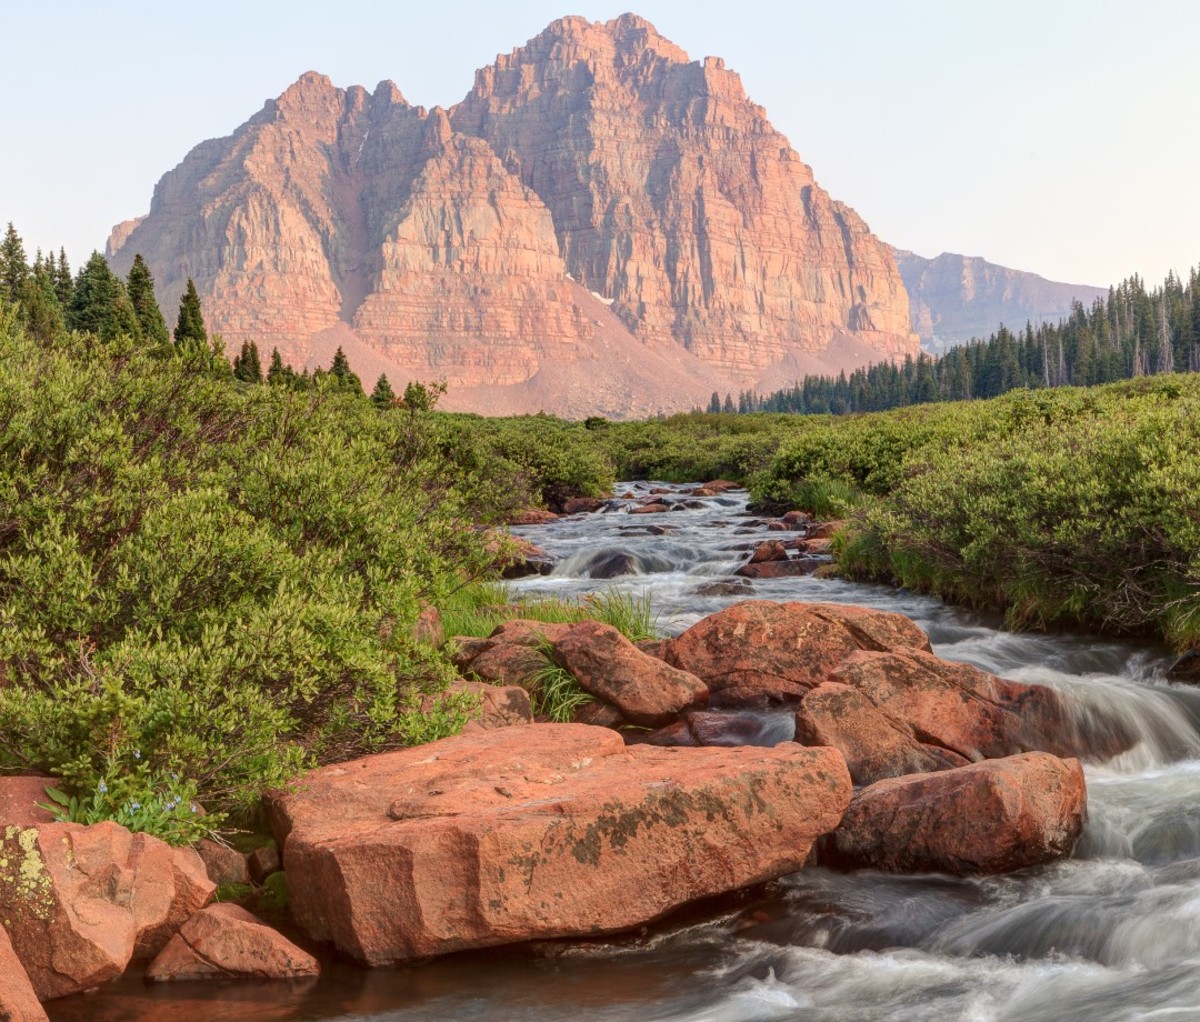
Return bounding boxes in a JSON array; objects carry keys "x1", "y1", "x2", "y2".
[{"x1": 21, "y1": 483, "x2": 1200, "y2": 1021}]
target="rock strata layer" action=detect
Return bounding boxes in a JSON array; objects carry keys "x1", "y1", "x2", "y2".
[{"x1": 267, "y1": 723, "x2": 851, "y2": 963}]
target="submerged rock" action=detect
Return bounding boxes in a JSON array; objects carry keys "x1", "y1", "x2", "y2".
[
  {"x1": 693, "y1": 578, "x2": 754, "y2": 598},
  {"x1": 268, "y1": 724, "x2": 851, "y2": 964},
  {"x1": 146, "y1": 903, "x2": 319, "y2": 982},
  {"x1": 735, "y1": 558, "x2": 822, "y2": 579},
  {"x1": 826, "y1": 752, "x2": 1086, "y2": 874}
]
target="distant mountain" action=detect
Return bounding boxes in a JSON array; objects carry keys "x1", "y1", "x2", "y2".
[
  {"x1": 106, "y1": 14, "x2": 918, "y2": 417},
  {"x1": 895, "y1": 249, "x2": 1108, "y2": 353}
]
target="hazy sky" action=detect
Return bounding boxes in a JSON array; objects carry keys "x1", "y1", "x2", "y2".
[{"x1": 3, "y1": 1, "x2": 1197, "y2": 288}]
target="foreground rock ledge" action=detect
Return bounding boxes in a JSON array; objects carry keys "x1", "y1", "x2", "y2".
[{"x1": 268, "y1": 724, "x2": 851, "y2": 964}]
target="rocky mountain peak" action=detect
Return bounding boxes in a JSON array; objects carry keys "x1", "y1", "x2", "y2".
[{"x1": 107, "y1": 16, "x2": 918, "y2": 417}]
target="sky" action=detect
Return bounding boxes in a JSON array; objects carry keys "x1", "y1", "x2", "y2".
[{"x1": 2, "y1": 0, "x2": 1197, "y2": 289}]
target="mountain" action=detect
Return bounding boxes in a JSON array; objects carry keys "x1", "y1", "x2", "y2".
[
  {"x1": 107, "y1": 15, "x2": 918, "y2": 417},
  {"x1": 895, "y1": 249, "x2": 1108, "y2": 353}
]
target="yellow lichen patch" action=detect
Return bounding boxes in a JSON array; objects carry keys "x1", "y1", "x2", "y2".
[{"x1": 0, "y1": 825, "x2": 54, "y2": 919}]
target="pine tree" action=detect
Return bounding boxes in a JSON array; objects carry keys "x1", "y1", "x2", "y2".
[
  {"x1": 53, "y1": 248, "x2": 73, "y2": 306},
  {"x1": 722, "y1": 393, "x2": 734, "y2": 413},
  {"x1": 370, "y1": 373, "x2": 396, "y2": 408},
  {"x1": 67, "y1": 252, "x2": 141, "y2": 341},
  {"x1": 232, "y1": 340, "x2": 265, "y2": 383},
  {"x1": 17, "y1": 261, "x2": 65, "y2": 341},
  {"x1": 266, "y1": 347, "x2": 297, "y2": 387},
  {"x1": 328, "y1": 346, "x2": 363, "y2": 393},
  {"x1": 173, "y1": 279, "x2": 208, "y2": 354},
  {"x1": 126, "y1": 254, "x2": 170, "y2": 346},
  {"x1": 0, "y1": 222, "x2": 29, "y2": 305},
  {"x1": 707, "y1": 391, "x2": 721, "y2": 414}
]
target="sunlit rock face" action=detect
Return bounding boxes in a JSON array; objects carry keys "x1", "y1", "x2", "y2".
[{"x1": 109, "y1": 16, "x2": 918, "y2": 416}]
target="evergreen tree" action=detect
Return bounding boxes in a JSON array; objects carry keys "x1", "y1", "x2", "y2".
[
  {"x1": 371, "y1": 373, "x2": 396, "y2": 408},
  {"x1": 722, "y1": 393, "x2": 734, "y2": 413},
  {"x1": 53, "y1": 248, "x2": 73, "y2": 307},
  {"x1": 707, "y1": 391, "x2": 721, "y2": 414},
  {"x1": 232, "y1": 340, "x2": 264, "y2": 383},
  {"x1": 67, "y1": 252, "x2": 141, "y2": 341},
  {"x1": 126, "y1": 254, "x2": 170, "y2": 346},
  {"x1": 0, "y1": 222, "x2": 29, "y2": 305},
  {"x1": 173, "y1": 278, "x2": 208, "y2": 354},
  {"x1": 266, "y1": 347, "x2": 297, "y2": 387},
  {"x1": 17, "y1": 261, "x2": 65, "y2": 341},
  {"x1": 328, "y1": 346, "x2": 363, "y2": 393}
]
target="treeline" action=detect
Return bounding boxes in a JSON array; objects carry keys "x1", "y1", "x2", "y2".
[
  {"x1": 707, "y1": 265, "x2": 1200, "y2": 415},
  {"x1": 0, "y1": 221, "x2": 404, "y2": 408}
]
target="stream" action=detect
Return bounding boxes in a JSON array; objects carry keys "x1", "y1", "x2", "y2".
[{"x1": 48, "y1": 482, "x2": 1200, "y2": 1021}]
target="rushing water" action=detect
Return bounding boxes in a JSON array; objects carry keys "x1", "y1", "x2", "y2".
[{"x1": 49, "y1": 483, "x2": 1200, "y2": 1022}]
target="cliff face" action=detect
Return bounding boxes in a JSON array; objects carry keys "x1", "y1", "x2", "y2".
[
  {"x1": 108, "y1": 15, "x2": 919, "y2": 416},
  {"x1": 451, "y1": 14, "x2": 915, "y2": 371},
  {"x1": 895, "y1": 249, "x2": 1107, "y2": 352}
]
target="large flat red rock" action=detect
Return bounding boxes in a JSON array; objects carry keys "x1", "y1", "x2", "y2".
[{"x1": 268, "y1": 724, "x2": 850, "y2": 963}]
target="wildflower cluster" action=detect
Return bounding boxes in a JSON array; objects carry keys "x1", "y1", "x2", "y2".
[{"x1": 39, "y1": 752, "x2": 218, "y2": 846}]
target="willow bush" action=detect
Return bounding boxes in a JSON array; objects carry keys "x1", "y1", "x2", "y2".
[{"x1": 0, "y1": 315, "x2": 491, "y2": 821}]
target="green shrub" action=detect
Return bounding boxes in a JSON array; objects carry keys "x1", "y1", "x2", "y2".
[
  {"x1": 440, "y1": 583, "x2": 658, "y2": 643},
  {"x1": 0, "y1": 320, "x2": 492, "y2": 818}
]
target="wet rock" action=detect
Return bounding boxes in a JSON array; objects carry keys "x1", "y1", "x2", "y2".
[
  {"x1": 795, "y1": 683, "x2": 952, "y2": 784},
  {"x1": 648, "y1": 487, "x2": 672, "y2": 495},
  {"x1": 1167, "y1": 650, "x2": 1200, "y2": 684},
  {"x1": 802, "y1": 537, "x2": 833, "y2": 555},
  {"x1": 500, "y1": 552, "x2": 556, "y2": 579},
  {"x1": 146, "y1": 903, "x2": 319, "y2": 982},
  {"x1": 694, "y1": 578, "x2": 754, "y2": 597},
  {"x1": 195, "y1": 839, "x2": 251, "y2": 887},
  {"x1": 508, "y1": 508, "x2": 560, "y2": 525},
  {"x1": 551, "y1": 621, "x2": 708, "y2": 726},
  {"x1": 687, "y1": 487, "x2": 716, "y2": 497},
  {"x1": 748, "y1": 540, "x2": 789, "y2": 564},
  {"x1": 826, "y1": 752, "x2": 1087, "y2": 874},
  {"x1": 702, "y1": 480, "x2": 743, "y2": 493},
  {"x1": 782, "y1": 510, "x2": 812, "y2": 526},
  {"x1": 829, "y1": 650, "x2": 1056, "y2": 762},
  {"x1": 269, "y1": 724, "x2": 851, "y2": 963},
  {"x1": 635, "y1": 721, "x2": 698, "y2": 746},
  {"x1": 686, "y1": 710, "x2": 796, "y2": 747},
  {"x1": 736, "y1": 558, "x2": 822, "y2": 579},
  {"x1": 664, "y1": 601, "x2": 932, "y2": 706},
  {"x1": 0, "y1": 821, "x2": 213, "y2": 1000},
  {"x1": 560, "y1": 497, "x2": 606, "y2": 515},
  {"x1": 0, "y1": 922, "x2": 47, "y2": 1022},
  {"x1": 806, "y1": 520, "x2": 846, "y2": 539},
  {"x1": 0, "y1": 776, "x2": 57, "y2": 826},
  {"x1": 587, "y1": 550, "x2": 640, "y2": 579},
  {"x1": 766, "y1": 521, "x2": 790, "y2": 531},
  {"x1": 629, "y1": 503, "x2": 671, "y2": 514}
]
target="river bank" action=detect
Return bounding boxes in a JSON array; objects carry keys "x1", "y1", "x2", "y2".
[{"x1": 39, "y1": 482, "x2": 1200, "y2": 1022}]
